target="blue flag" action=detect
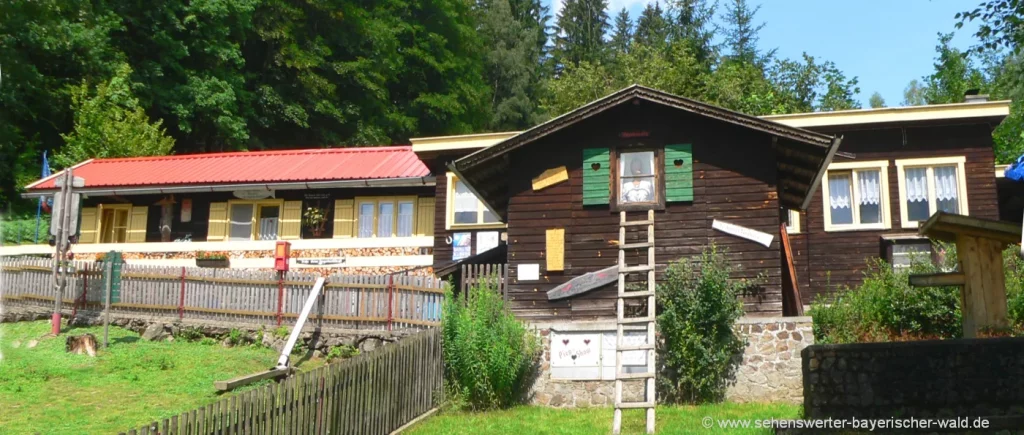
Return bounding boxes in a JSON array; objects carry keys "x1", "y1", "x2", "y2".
[{"x1": 36, "y1": 151, "x2": 52, "y2": 243}]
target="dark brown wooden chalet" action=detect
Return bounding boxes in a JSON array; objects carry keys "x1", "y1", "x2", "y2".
[{"x1": 442, "y1": 85, "x2": 842, "y2": 320}]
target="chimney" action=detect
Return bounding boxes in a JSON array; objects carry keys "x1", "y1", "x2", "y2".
[{"x1": 964, "y1": 89, "x2": 989, "y2": 103}]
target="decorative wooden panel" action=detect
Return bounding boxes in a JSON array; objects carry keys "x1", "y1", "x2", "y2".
[
  {"x1": 532, "y1": 166, "x2": 569, "y2": 191},
  {"x1": 582, "y1": 148, "x2": 610, "y2": 205},
  {"x1": 546, "y1": 228, "x2": 565, "y2": 271},
  {"x1": 279, "y1": 201, "x2": 302, "y2": 240},
  {"x1": 664, "y1": 143, "x2": 693, "y2": 202},
  {"x1": 207, "y1": 202, "x2": 228, "y2": 241},
  {"x1": 127, "y1": 206, "x2": 148, "y2": 243}
]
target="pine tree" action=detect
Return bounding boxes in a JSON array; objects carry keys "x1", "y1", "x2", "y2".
[
  {"x1": 477, "y1": 0, "x2": 546, "y2": 129},
  {"x1": 667, "y1": 0, "x2": 717, "y2": 63},
  {"x1": 721, "y1": 0, "x2": 766, "y2": 65},
  {"x1": 552, "y1": 0, "x2": 610, "y2": 70},
  {"x1": 611, "y1": 8, "x2": 633, "y2": 55},
  {"x1": 634, "y1": 2, "x2": 669, "y2": 49}
]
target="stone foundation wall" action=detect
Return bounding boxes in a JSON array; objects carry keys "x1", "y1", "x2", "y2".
[
  {"x1": 527, "y1": 316, "x2": 813, "y2": 408},
  {"x1": 803, "y1": 337, "x2": 1024, "y2": 419},
  {"x1": 726, "y1": 316, "x2": 813, "y2": 404}
]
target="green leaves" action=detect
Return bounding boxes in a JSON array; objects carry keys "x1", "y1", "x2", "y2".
[
  {"x1": 441, "y1": 279, "x2": 539, "y2": 410},
  {"x1": 55, "y1": 64, "x2": 175, "y2": 169},
  {"x1": 657, "y1": 244, "x2": 748, "y2": 404}
]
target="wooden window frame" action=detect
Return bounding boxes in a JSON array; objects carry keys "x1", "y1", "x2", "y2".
[
  {"x1": 894, "y1": 156, "x2": 969, "y2": 229},
  {"x1": 226, "y1": 199, "x2": 285, "y2": 241},
  {"x1": 445, "y1": 173, "x2": 506, "y2": 230},
  {"x1": 98, "y1": 204, "x2": 132, "y2": 243},
  {"x1": 820, "y1": 160, "x2": 892, "y2": 232},
  {"x1": 610, "y1": 146, "x2": 666, "y2": 212},
  {"x1": 354, "y1": 196, "x2": 419, "y2": 238}
]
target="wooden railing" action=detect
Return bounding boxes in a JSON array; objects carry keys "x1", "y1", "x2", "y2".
[
  {"x1": 120, "y1": 328, "x2": 443, "y2": 435},
  {"x1": 1, "y1": 258, "x2": 444, "y2": 331}
]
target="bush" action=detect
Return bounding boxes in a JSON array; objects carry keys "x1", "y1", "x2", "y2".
[
  {"x1": 441, "y1": 279, "x2": 539, "y2": 410},
  {"x1": 0, "y1": 218, "x2": 48, "y2": 245},
  {"x1": 176, "y1": 327, "x2": 204, "y2": 342},
  {"x1": 326, "y1": 345, "x2": 360, "y2": 361},
  {"x1": 811, "y1": 254, "x2": 962, "y2": 344},
  {"x1": 656, "y1": 245, "x2": 748, "y2": 404}
]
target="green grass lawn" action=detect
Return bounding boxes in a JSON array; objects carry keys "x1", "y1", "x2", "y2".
[
  {"x1": 406, "y1": 403, "x2": 801, "y2": 435},
  {"x1": 0, "y1": 320, "x2": 323, "y2": 434}
]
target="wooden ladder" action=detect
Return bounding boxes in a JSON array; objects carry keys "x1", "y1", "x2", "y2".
[{"x1": 613, "y1": 209, "x2": 656, "y2": 434}]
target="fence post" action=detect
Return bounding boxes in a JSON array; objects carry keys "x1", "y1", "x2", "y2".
[
  {"x1": 276, "y1": 270, "x2": 285, "y2": 327},
  {"x1": 387, "y1": 274, "x2": 394, "y2": 331},
  {"x1": 178, "y1": 267, "x2": 186, "y2": 321}
]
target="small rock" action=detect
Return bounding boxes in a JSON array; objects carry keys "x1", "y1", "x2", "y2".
[
  {"x1": 141, "y1": 323, "x2": 167, "y2": 341},
  {"x1": 27, "y1": 340, "x2": 38, "y2": 348}
]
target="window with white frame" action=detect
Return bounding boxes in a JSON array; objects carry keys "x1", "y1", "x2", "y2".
[
  {"x1": 785, "y1": 209, "x2": 800, "y2": 234},
  {"x1": 895, "y1": 157, "x2": 968, "y2": 228},
  {"x1": 446, "y1": 173, "x2": 502, "y2": 229},
  {"x1": 820, "y1": 160, "x2": 891, "y2": 231},
  {"x1": 355, "y1": 197, "x2": 416, "y2": 238}
]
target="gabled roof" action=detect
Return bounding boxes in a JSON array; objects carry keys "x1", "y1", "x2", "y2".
[
  {"x1": 449, "y1": 85, "x2": 842, "y2": 218},
  {"x1": 25, "y1": 146, "x2": 431, "y2": 196}
]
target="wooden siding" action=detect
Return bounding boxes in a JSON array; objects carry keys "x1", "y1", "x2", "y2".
[
  {"x1": 502, "y1": 103, "x2": 785, "y2": 321},
  {"x1": 790, "y1": 122, "x2": 999, "y2": 304}
]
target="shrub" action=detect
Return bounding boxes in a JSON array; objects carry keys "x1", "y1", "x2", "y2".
[
  {"x1": 1004, "y1": 248, "x2": 1024, "y2": 328},
  {"x1": 326, "y1": 345, "x2": 360, "y2": 361},
  {"x1": 199, "y1": 337, "x2": 217, "y2": 346},
  {"x1": 656, "y1": 245, "x2": 748, "y2": 404},
  {"x1": 441, "y1": 279, "x2": 539, "y2": 410},
  {"x1": 273, "y1": 326, "x2": 290, "y2": 339},
  {"x1": 176, "y1": 327, "x2": 204, "y2": 342},
  {"x1": 811, "y1": 256, "x2": 961, "y2": 344},
  {"x1": 226, "y1": 329, "x2": 248, "y2": 347}
]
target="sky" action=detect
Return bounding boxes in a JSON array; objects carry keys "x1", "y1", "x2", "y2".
[{"x1": 543, "y1": 0, "x2": 983, "y2": 108}]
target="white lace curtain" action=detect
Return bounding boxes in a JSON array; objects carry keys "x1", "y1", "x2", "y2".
[
  {"x1": 905, "y1": 168, "x2": 928, "y2": 202},
  {"x1": 454, "y1": 181, "x2": 479, "y2": 212},
  {"x1": 858, "y1": 170, "x2": 881, "y2": 205},
  {"x1": 934, "y1": 166, "x2": 959, "y2": 201},
  {"x1": 829, "y1": 175, "x2": 851, "y2": 209}
]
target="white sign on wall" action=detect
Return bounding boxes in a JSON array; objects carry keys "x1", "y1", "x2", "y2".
[
  {"x1": 477, "y1": 231, "x2": 500, "y2": 253},
  {"x1": 551, "y1": 330, "x2": 649, "y2": 380},
  {"x1": 518, "y1": 263, "x2": 539, "y2": 281}
]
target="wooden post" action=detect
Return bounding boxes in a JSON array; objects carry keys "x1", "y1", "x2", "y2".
[
  {"x1": 387, "y1": 274, "x2": 394, "y2": 332},
  {"x1": 178, "y1": 267, "x2": 186, "y2": 321},
  {"x1": 103, "y1": 260, "x2": 112, "y2": 348},
  {"x1": 276, "y1": 271, "x2": 285, "y2": 327}
]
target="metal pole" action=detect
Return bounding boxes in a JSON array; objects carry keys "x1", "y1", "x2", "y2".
[
  {"x1": 387, "y1": 274, "x2": 394, "y2": 331},
  {"x1": 276, "y1": 271, "x2": 285, "y2": 327},
  {"x1": 178, "y1": 266, "x2": 186, "y2": 321},
  {"x1": 103, "y1": 260, "x2": 112, "y2": 348}
]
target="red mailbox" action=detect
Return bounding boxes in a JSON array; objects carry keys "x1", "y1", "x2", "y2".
[{"x1": 274, "y1": 241, "x2": 291, "y2": 272}]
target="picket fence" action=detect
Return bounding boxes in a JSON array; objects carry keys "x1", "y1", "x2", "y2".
[
  {"x1": 120, "y1": 327, "x2": 443, "y2": 435},
  {"x1": 0, "y1": 258, "x2": 444, "y2": 330}
]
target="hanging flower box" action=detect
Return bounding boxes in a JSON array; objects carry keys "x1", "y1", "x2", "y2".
[{"x1": 196, "y1": 251, "x2": 230, "y2": 268}]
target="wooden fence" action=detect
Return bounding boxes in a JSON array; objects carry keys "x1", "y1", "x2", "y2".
[
  {"x1": 458, "y1": 263, "x2": 508, "y2": 301},
  {"x1": 0, "y1": 257, "x2": 444, "y2": 331},
  {"x1": 120, "y1": 327, "x2": 443, "y2": 435}
]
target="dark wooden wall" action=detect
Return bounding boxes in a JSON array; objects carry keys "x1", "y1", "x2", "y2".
[
  {"x1": 502, "y1": 102, "x2": 787, "y2": 321},
  {"x1": 788, "y1": 121, "x2": 999, "y2": 304}
]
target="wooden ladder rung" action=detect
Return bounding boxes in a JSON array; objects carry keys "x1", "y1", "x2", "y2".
[
  {"x1": 619, "y1": 265, "x2": 653, "y2": 273},
  {"x1": 618, "y1": 290, "x2": 654, "y2": 298},
  {"x1": 619, "y1": 242, "x2": 653, "y2": 250},
  {"x1": 620, "y1": 220, "x2": 654, "y2": 227},
  {"x1": 618, "y1": 316, "x2": 656, "y2": 325},
  {"x1": 616, "y1": 400, "x2": 656, "y2": 409},
  {"x1": 616, "y1": 343, "x2": 655, "y2": 352}
]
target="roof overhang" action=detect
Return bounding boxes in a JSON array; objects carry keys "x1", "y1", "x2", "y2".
[
  {"x1": 449, "y1": 85, "x2": 842, "y2": 219},
  {"x1": 764, "y1": 100, "x2": 1011, "y2": 128},
  {"x1": 22, "y1": 176, "x2": 435, "y2": 198}
]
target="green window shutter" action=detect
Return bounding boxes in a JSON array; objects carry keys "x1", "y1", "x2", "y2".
[
  {"x1": 582, "y1": 148, "x2": 610, "y2": 205},
  {"x1": 664, "y1": 144, "x2": 693, "y2": 202}
]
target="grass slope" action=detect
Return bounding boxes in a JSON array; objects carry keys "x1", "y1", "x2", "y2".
[
  {"x1": 0, "y1": 320, "x2": 317, "y2": 434},
  {"x1": 407, "y1": 403, "x2": 801, "y2": 435}
]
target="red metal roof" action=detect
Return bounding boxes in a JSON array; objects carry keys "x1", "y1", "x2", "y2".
[{"x1": 27, "y1": 146, "x2": 429, "y2": 191}]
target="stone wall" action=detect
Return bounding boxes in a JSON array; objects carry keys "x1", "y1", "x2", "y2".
[
  {"x1": 528, "y1": 316, "x2": 813, "y2": 408},
  {"x1": 803, "y1": 337, "x2": 1024, "y2": 419},
  {"x1": 726, "y1": 316, "x2": 813, "y2": 404}
]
